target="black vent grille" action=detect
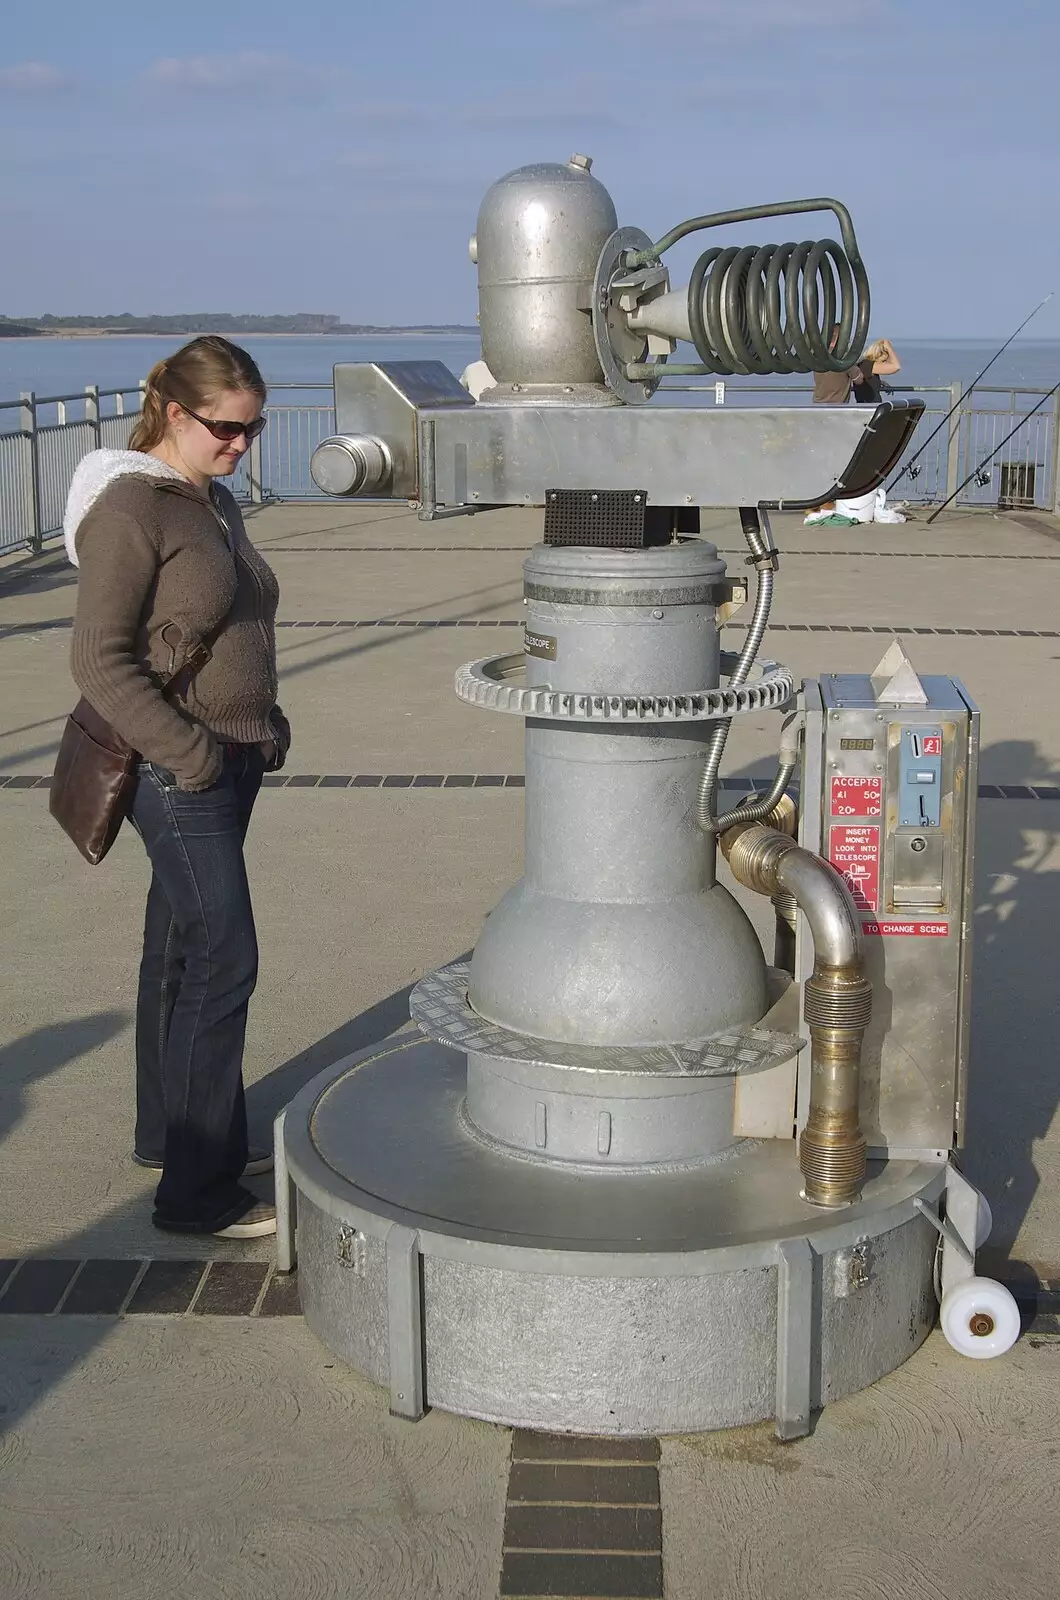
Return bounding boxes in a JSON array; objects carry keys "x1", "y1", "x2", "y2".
[{"x1": 543, "y1": 489, "x2": 649, "y2": 548}]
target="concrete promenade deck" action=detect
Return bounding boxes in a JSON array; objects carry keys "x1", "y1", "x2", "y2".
[{"x1": 1, "y1": 500, "x2": 1059, "y2": 1598}]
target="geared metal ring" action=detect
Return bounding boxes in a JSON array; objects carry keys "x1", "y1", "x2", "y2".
[{"x1": 454, "y1": 651, "x2": 794, "y2": 723}]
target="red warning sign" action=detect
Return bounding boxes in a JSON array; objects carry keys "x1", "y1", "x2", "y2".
[
  {"x1": 921, "y1": 736, "x2": 942, "y2": 757},
  {"x1": 830, "y1": 775, "x2": 883, "y2": 818},
  {"x1": 829, "y1": 824, "x2": 880, "y2": 911}
]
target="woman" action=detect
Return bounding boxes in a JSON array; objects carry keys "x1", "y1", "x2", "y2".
[
  {"x1": 64, "y1": 336, "x2": 290, "y2": 1240},
  {"x1": 854, "y1": 337, "x2": 901, "y2": 403}
]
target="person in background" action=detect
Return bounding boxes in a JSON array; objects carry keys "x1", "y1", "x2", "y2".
[
  {"x1": 63, "y1": 336, "x2": 290, "y2": 1241},
  {"x1": 812, "y1": 326, "x2": 866, "y2": 404},
  {"x1": 853, "y1": 338, "x2": 902, "y2": 403},
  {"x1": 807, "y1": 333, "x2": 906, "y2": 522}
]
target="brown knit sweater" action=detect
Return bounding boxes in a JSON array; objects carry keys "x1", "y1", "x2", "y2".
[{"x1": 71, "y1": 472, "x2": 286, "y2": 791}]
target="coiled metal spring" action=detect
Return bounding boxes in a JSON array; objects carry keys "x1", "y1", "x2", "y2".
[
  {"x1": 627, "y1": 197, "x2": 870, "y2": 378},
  {"x1": 687, "y1": 237, "x2": 865, "y2": 375}
]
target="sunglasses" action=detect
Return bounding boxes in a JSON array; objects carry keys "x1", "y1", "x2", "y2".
[{"x1": 179, "y1": 403, "x2": 267, "y2": 443}]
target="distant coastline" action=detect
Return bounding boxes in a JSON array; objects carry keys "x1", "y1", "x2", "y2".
[
  {"x1": 0, "y1": 315, "x2": 478, "y2": 340},
  {"x1": 0, "y1": 331, "x2": 479, "y2": 342},
  {"x1": 4, "y1": 326, "x2": 1056, "y2": 346}
]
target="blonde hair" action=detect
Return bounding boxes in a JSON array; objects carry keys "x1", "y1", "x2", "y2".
[
  {"x1": 129, "y1": 335, "x2": 267, "y2": 452},
  {"x1": 864, "y1": 338, "x2": 890, "y2": 364}
]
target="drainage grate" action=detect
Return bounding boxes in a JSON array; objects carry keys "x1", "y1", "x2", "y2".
[
  {"x1": 500, "y1": 1431, "x2": 663, "y2": 1599},
  {"x1": 0, "y1": 1258, "x2": 301, "y2": 1317}
]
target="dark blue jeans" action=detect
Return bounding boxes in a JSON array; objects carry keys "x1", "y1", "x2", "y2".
[{"x1": 130, "y1": 744, "x2": 265, "y2": 1232}]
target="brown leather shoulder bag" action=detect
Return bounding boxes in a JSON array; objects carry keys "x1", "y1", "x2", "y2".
[{"x1": 49, "y1": 639, "x2": 214, "y2": 865}]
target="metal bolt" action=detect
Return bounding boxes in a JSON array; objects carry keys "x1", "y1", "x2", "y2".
[
  {"x1": 874, "y1": 763, "x2": 883, "y2": 772},
  {"x1": 970, "y1": 1313, "x2": 995, "y2": 1337},
  {"x1": 684, "y1": 493, "x2": 693, "y2": 503},
  {"x1": 652, "y1": 608, "x2": 664, "y2": 620},
  {"x1": 876, "y1": 713, "x2": 884, "y2": 722},
  {"x1": 910, "y1": 836, "x2": 927, "y2": 853}
]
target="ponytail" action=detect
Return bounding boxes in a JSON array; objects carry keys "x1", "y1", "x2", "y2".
[
  {"x1": 128, "y1": 359, "x2": 171, "y2": 451},
  {"x1": 127, "y1": 336, "x2": 267, "y2": 453}
]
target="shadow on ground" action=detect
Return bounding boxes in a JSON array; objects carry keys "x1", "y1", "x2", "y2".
[
  {"x1": 0, "y1": 550, "x2": 75, "y2": 597},
  {"x1": 0, "y1": 957, "x2": 454, "y2": 1433},
  {"x1": 963, "y1": 741, "x2": 1060, "y2": 1281},
  {"x1": 0, "y1": 1012, "x2": 128, "y2": 1153}
]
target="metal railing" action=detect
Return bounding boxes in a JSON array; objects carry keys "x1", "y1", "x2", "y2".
[
  {"x1": 2, "y1": 378, "x2": 1059, "y2": 557},
  {"x1": 0, "y1": 384, "x2": 149, "y2": 555},
  {"x1": 233, "y1": 388, "x2": 337, "y2": 502},
  {"x1": 671, "y1": 380, "x2": 1060, "y2": 512},
  {"x1": 0, "y1": 382, "x2": 337, "y2": 555}
]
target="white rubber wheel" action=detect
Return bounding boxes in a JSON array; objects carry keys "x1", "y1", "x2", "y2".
[
  {"x1": 974, "y1": 1192, "x2": 993, "y2": 1248},
  {"x1": 940, "y1": 1276, "x2": 1020, "y2": 1359}
]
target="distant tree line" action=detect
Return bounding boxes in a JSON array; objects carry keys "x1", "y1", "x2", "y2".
[{"x1": 0, "y1": 313, "x2": 477, "y2": 336}]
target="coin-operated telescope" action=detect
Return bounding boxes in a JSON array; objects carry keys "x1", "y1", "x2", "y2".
[{"x1": 279, "y1": 157, "x2": 1013, "y2": 1441}]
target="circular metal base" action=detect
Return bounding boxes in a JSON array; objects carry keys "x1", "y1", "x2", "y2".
[{"x1": 283, "y1": 1035, "x2": 943, "y2": 1435}]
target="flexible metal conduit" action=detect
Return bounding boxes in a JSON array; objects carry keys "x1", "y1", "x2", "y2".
[
  {"x1": 719, "y1": 819, "x2": 871, "y2": 1208},
  {"x1": 700, "y1": 712, "x2": 803, "y2": 837},
  {"x1": 697, "y1": 506, "x2": 781, "y2": 833}
]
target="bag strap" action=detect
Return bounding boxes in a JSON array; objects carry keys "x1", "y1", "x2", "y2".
[
  {"x1": 157, "y1": 607, "x2": 232, "y2": 702},
  {"x1": 154, "y1": 488, "x2": 241, "y2": 701},
  {"x1": 161, "y1": 638, "x2": 215, "y2": 701},
  {"x1": 157, "y1": 492, "x2": 241, "y2": 700}
]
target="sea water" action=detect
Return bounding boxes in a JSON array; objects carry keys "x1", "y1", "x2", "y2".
[{"x1": 2, "y1": 333, "x2": 1058, "y2": 415}]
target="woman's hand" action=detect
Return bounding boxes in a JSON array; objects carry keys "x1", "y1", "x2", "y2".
[
  {"x1": 874, "y1": 340, "x2": 901, "y2": 376},
  {"x1": 268, "y1": 708, "x2": 291, "y2": 771},
  {"x1": 259, "y1": 739, "x2": 278, "y2": 769}
]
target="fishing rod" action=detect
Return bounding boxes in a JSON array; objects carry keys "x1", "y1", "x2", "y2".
[
  {"x1": 926, "y1": 374, "x2": 1060, "y2": 523},
  {"x1": 890, "y1": 291, "x2": 1054, "y2": 490}
]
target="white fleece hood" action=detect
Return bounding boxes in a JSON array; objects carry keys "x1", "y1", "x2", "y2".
[{"x1": 63, "y1": 449, "x2": 187, "y2": 567}]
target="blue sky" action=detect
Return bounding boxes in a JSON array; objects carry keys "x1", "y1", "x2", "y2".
[{"x1": 1, "y1": 0, "x2": 1057, "y2": 337}]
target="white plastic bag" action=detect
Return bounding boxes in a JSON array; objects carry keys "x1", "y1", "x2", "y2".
[{"x1": 834, "y1": 487, "x2": 906, "y2": 524}]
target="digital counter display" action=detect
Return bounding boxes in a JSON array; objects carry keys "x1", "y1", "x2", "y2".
[{"x1": 840, "y1": 738, "x2": 876, "y2": 751}]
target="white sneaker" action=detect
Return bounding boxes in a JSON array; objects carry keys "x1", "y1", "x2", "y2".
[{"x1": 212, "y1": 1203, "x2": 277, "y2": 1239}]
